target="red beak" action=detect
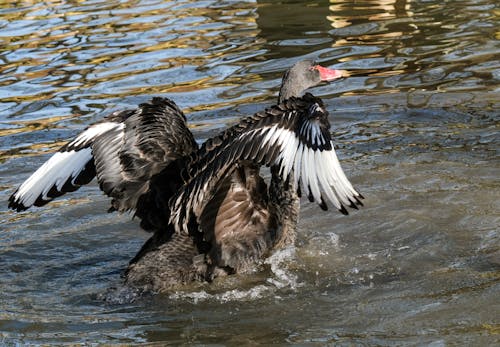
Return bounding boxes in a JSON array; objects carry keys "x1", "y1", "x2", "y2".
[{"x1": 314, "y1": 65, "x2": 344, "y2": 81}]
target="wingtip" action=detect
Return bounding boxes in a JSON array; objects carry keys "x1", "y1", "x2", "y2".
[
  {"x1": 8, "y1": 196, "x2": 29, "y2": 212},
  {"x1": 354, "y1": 195, "x2": 364, "y2": 206},
  {"x1": 307, "y1": 194, "x2": 315, "y2": 203},
  {"x1": 348, "y1": 199, "x2": 359, "y2": 210},
  {"x1": 319, "y1": 197, "x2": 328, "y2": 211},
  {"x1": 339, "y1": 204, "x2": 349, "y2": 215}
]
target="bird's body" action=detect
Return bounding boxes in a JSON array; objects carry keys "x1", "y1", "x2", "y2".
[{"x1": 8, "y1": 60, "x2": 363, "y2": 295}]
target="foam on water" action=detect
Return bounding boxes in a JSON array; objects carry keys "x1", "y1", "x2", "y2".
[
  {"x1": 168, "y1": 285, "x2": 272, "y2": 303},
  {"x1": 167, "y1": 246, "x2": 301, "y2": 303}
]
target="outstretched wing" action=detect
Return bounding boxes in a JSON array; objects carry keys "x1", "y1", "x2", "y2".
[
  {"x1": 92, "y1": 97, "x2": 198, "y2": 214},
  {"x1": 170, "y1": 93, "x2": 363, "y2": 234},
  {"x1": 8, "y1": 111, "x2": 132, "y2": 212},
  {"x1": 8, "y1": 97, "x2": 198, "y2": 228}
]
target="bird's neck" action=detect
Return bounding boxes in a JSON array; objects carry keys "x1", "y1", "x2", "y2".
[
  {"x1": 278, "y1": 71, "x2": 309, "y2": 103},
  {"x1": 278, "y1": 84, "x2": 304, "y2": 103}
]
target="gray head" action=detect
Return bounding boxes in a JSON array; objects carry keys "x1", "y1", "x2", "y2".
[{"x1": 278, "y1": 60, "x2": 344, "y2": 103}]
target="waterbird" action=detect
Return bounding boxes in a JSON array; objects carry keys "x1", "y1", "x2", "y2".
[{"x1": 8, "y1": 60, "x2": 363, "y2": 294}]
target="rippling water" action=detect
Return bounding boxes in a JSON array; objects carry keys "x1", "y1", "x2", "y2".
[{"x1": 0, "y1": 0, "x2": 498, "y2": 344}]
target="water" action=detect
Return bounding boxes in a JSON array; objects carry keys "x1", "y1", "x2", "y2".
[{"x1": 0, "y1": 0, "x2": 498, "y2": 344}]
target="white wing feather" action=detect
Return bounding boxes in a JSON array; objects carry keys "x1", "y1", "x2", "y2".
[{"x1": 10, "y1": 122, "x2": 123, "y2": 209}]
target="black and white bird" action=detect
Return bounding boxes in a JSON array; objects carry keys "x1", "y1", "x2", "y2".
[{"x1": 8, "y1": 60, "x2": 363, "y2": 294}]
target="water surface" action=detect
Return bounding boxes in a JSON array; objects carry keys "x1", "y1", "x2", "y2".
[{"x1": 0, "y1": 0, "x2": 498, "y2": 345}]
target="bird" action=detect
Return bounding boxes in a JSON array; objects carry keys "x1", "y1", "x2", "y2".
[{"x1": 8, "y1": 60, "x2": 363, "y2": 294}]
